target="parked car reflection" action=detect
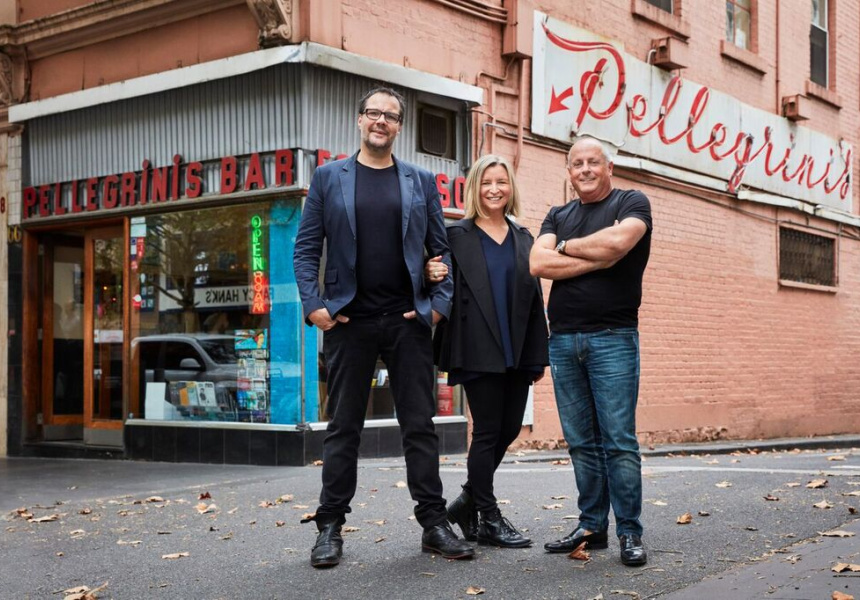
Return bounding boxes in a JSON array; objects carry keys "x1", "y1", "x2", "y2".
[{"x1": 133, "y1": 333, "x2": 240, "y2": 418}]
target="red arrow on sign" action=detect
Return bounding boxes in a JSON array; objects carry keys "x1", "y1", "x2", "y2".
[{"x1": 548, "y1": 86, "x2": 574, "y2": 114}]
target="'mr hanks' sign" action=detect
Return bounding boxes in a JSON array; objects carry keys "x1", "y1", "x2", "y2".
[{"x1": 532, "y1": 13, "x2": 852, "y2": 212}]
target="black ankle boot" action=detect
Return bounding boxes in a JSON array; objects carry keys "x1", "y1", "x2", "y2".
[
  {"x1": 303, "y1": 514, "x2": 345, "y2": 568},
  {"x1": 477, "y1": 508, "x2": 532, "y2": 548},
  {"x1": 447, "y1": 488, "x2": 478, "y2": 541}
]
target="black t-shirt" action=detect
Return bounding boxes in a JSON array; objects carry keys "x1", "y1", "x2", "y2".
[
  {"x1": 539, "y1": 188, "x2": 652, "y2": 333},
  {"x1": 345, "y1": 162, "x2": 413, "y2": 318}
]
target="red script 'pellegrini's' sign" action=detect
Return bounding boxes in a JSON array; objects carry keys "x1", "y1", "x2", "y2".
[{"x1": 531, "y1": 14, "x2": 852, "y2": 212}]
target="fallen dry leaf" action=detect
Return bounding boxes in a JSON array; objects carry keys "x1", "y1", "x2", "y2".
[
  {"x1": 116, "y1": 539, "x2": 142, "y2": 546},
  {"x1": 79, "y1": 508, "x2": 92, "y2": 515},
  {"x1": 651, "y1": 500, "x2": 668, "y2": 507},
  {"x1": 196, "y1": 503, "x2": 217, "y2": 515},
  {"x1": 366, "y1": 519, "x2": 386, "y2": 526},
  {"x1": 744, "y1": 526, "x2": 758, "y2": 531},
  {"x1": 820, "y1": 530, "x2": 854, "y2": 538},
  {"x1": 497, "y1": 499, "x2": 511, "y2": 505},
  {"x1": 375, "y1": 537, "x2": 386, "y2": 543},
  {"x1": 465, "y1": 586, "x2": 485, "y2": 595},
  {"x1": 843, "y1": 491, "x2": 860, "y2": 497},
  {"x1": 763, "y1": 494, "x2": 779, "y2": 502},
  {"x1": 146, "y1": 496, "x2": 165, "y2": 503},
  {"x1": 342, "y1": 526, "x2": 360, "y2": 533},
  {"x1": 301, "y1": 512, "x2": 315, "y2": 520},
  {"x1": 393, "y1": 481, "x2": 408, "y2": 489},
  {"x1": 63, "y1": 582, "x2": 108, "y2": 600},
  {"x1": 275, "y1": 521, "x2": 285, "y2": 527},
  {"x1": 551, "y1": 459, "x2": 570, "y2": 465},
  {"x1": 715, "y1": 481, "x2": 732, "y2": 488},
  {"x1": 676, "y1": 513, "x2": 693, "y2": 525},
  {"x1": 69, "y1": 529, "x2": 86, "y2": 536},
  {"x1": 785, "y1": 482, "x2": 801, "y2": 488},
  {"x1": 609, "y1": 590, "x2": 641, "y2": 600},
  {"x1": 807, "y1": 479, "x2": 828, "y2": 489},
  {"x1": 277, "y1": 494, "x2": 294, "y2": 503},
  {"x1": 312, "y1": 460, "x2": 323, "y2": 466},
  {"x1": 814, "y1": 500, "x2": 834, "y2": 509},
  {"x1": 258, "y1": 501, "x2": 275, "y2": 508},
  {"x1": 198, "y1": 492, "x2": 211, "y2": 500},
  {"x1": 832, "y1": 563, "x2": 860, "y2": 573},
  {"x1": 827, "y1": 456, "x2": 846, "y2": 461},
  {"x1": 543, "y1": 504, "x2": 563, "y2": 510},
  {"x1": 29, "y1": 514, "x2": 59, "y2": 523},
  {"x1": 832, "y1": 591, "x2": 854, "y2": 600},
  {"x1": 292, "y1": 504, "x2": 310, "y2": 510},
  {"x1": 704, "y1": 459, "x2": 719, "y2": 465},
  {"x1": 162, "y1": 552, "x2": 190, "y2": 559},
  {"x1": 221, "y1": 532, "x2": 233, "y2": 540},
  {"x1": 568, "y1": 541, "x2": 590, "y2": 561},
  {"x1": 551, "y1": 495, "x2": 569, "y2": 500}
]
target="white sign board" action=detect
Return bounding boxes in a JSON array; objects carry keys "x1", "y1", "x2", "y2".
[{"x1": 532, "y1": 13, "x2": 853, "y2": 212}]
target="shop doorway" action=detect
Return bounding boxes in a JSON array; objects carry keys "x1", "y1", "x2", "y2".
[{"x1": 38, "y1": 226, "x2": 126, "y2": 447}]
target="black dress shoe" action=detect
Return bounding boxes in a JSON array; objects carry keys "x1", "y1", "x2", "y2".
[
  {"x1": 447, "y1": 488, "x2": 478, "y2": 541},
  {"x1": 422, "y1": 522, "x2": 475, "y2": 559},
  {"x1": 619, "y1": 534, "x2": 647, "y2": 566},
  {"x1": 310, "y1": 521, "x2": 344, "y2": 568},
  {"x1": 544, "y1": 526, "x2": 608, "y2": 553},
  {"x1": 477, "y1": 508, "x2": 532, "y2": 548}
]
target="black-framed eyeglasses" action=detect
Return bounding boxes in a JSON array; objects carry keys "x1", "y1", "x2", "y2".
[{"x1": 361, "y1": 109, "x2": 403, "y2": 124}]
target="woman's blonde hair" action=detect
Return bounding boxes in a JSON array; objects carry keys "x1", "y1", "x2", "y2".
[{"x1": 463, "y1": 154, "x2": 521, "y2": 220}]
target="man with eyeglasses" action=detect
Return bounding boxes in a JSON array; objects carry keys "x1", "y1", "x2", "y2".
[{"x1": 294, "y1": 86, "x2": 473, "y2": 568}]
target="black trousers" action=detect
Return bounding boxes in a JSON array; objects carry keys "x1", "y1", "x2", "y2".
[
  {"x1": 317, "y1": 314, "x2": 447, "y2": 528},
  {"x1": 462, "y1": 370, "x2": 532, "y2": 512}
]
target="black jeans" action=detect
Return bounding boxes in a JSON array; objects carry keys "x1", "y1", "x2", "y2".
[
  {"x1": 462, "y1": 370, "x2": 532, "y2": 512},
  {"x1": 317, "y1": 314, "x2": 447, "y2": 528}
]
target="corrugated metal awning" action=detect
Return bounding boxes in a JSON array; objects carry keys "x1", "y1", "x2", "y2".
[{"x1": 9, "y1": 42, "x2": 483, "y2": 123}]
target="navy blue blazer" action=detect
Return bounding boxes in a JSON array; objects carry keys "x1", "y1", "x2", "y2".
[{"x1": 293, "y1": 152, "x2": 453, "y2": 328}]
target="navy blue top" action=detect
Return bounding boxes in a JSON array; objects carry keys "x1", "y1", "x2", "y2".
[
  {"x1": 346, "y1": 162, "x2": 413, "y2": 318},
  {"x1": 448, "y1": 226, "x2": 515, "y2": 386},
  {"x1": 479, "y1": 226, "x2": 515, "y2": 368}
]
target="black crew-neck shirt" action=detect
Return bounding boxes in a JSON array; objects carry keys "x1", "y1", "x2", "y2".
[
  {"x1": 539, "y1": 188, "x2": 652, "y2": 333},
  {"x1": 345, "y1": 162, "x2": 413, "y2": 318}
]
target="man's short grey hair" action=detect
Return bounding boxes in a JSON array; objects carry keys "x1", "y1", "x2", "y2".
[{"x1": 567, "y1": 135, "x2": 615, "y2": 165}]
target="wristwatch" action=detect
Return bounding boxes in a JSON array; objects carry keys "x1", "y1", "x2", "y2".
[{"x1": 555, "y1": 239, "x2": 567, "y2": 255}]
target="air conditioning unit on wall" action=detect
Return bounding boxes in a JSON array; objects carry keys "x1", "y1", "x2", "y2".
[
  {"x1": 782, "y1": 95, "x2": 809, "y2": 121},
  {"x1": 650, "y1": 37, "x2": 688, "y2": 71}
]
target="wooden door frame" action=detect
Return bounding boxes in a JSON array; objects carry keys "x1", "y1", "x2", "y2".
[{"x1": 83, "y1": 224, "x2": 127, "y2": 431}]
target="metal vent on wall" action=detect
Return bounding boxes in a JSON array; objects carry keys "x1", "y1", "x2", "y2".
[
  {"x1": 779, "y1": 226, "x2": 836, "y2": 287},
  {"x1": 419, "y1": 106, "x2": 454, "y2": 158}
]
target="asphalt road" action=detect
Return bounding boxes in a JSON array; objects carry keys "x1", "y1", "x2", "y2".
[{"x1": 1, "y1": 445, "x2": 859, "y2": 599}]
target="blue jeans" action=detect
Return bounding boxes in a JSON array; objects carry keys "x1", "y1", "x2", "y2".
[{"x1": 549, "y1": 328, "x2": 643, "y2": 537}]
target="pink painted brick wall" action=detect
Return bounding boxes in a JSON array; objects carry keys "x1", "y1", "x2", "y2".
[{"x1": 339, "y1": 0, "x2": 860, "y2": 443}]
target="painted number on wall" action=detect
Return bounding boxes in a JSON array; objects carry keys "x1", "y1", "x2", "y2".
[
  {"x1": 0, "y1": 196, "x2": 5, "y2": 213},
  {"x1": 8, "y1": 225, "x2": 21, "y2": 243}
]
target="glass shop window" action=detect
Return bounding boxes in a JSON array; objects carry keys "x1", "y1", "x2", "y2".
[{"x1": 130, "y1": 200, "x2": 303, "y2": 424}]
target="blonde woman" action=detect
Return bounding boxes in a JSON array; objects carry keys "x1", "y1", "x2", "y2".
[{"x1": 429, "y1": 155, "x2": 548, "y2": 548}]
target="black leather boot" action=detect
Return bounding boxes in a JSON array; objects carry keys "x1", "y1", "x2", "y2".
[
  {"x1": 477, "y1": 508, "x2": 532, "y2": 548},
  {"x1": 446, "y1": 487, "x2": 478, "y2": 541},
  {"x1": 304, "y1": 514, "x2": 345, "y2": 568}
]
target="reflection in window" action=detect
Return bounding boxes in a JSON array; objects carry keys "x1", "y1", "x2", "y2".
[
  {"x1": 644, "y1": 0, "x2": 673, "y2": 13},
  {"x1": 726, "y1": 0, "x2": 751, "y2": 50},
  {"x1": 130, "y1": 201, "x2": 303, "y2": 425},
  {"x1": 810, "y1": 0, "x2": 828, "y2": 87}
]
